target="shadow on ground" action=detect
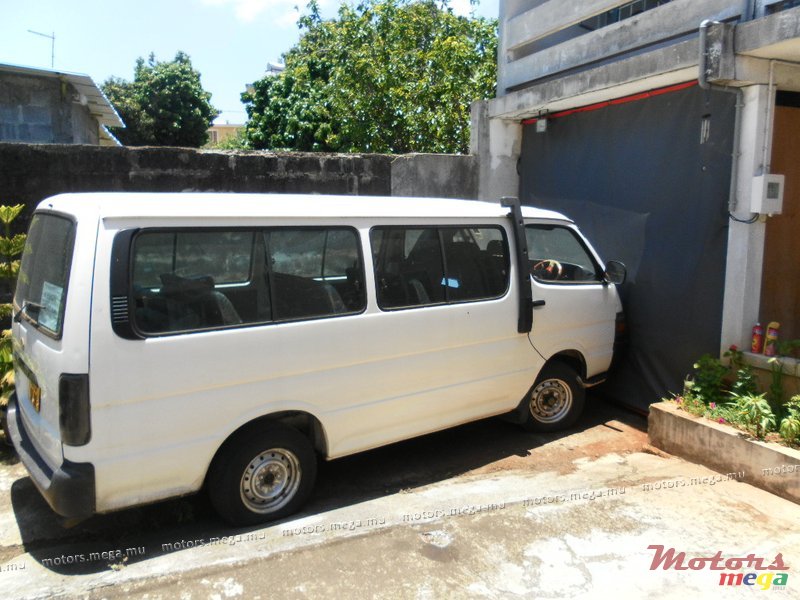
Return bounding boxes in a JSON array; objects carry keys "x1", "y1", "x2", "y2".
[{"x1": 6, "y1": 395, "x2": 646, "y2": 575}]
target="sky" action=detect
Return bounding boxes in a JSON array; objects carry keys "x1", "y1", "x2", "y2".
[{"x1": 1, "y1": 0, "x2": 499, "y2": 125}]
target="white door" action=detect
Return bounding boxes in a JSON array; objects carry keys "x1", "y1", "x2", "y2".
[
  {"x1": 11, "y1": 212, "x2": 92, "y2": 469},
  {"x1": 525, "y1": 223, "x2": 620, "y2": 377}
]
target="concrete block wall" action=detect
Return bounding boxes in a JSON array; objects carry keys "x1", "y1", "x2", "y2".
[
  {"x1": 0, "y1": 73, "x2": 97, "y2": 144},
  {"x1": 0, "y1": 143, "x2": 479, "y2": 228},
  {"x1": 390, "y1": 154, "x2": 478, "y2": 199}
]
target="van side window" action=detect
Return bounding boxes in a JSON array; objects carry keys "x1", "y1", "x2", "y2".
[
  {"x1": 525, "y1": 225, "x2": 600, "y2": 283},
  {"x1": 129, "y1": 227, "x2": 365, "y2": 335},
  {"x1": 132, "y1": 231, "x2": 254, "y2": 289},
  {"x1": 132, "y1": 230, "x2": 256, "y2": 334},
  {"x1": 267, "y1": 229, "x2": 364, "y2": 320},
  {"x1": 371, "y1": 226, "x2": 509, "y2": 309}
]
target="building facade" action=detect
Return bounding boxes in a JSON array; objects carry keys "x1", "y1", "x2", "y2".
[
  {"x1": 0, "y1": 63, "x2": 123, "y2": 146},
  {"x1": 472, "y1": 0, "x2": 800, "y2": 404}
]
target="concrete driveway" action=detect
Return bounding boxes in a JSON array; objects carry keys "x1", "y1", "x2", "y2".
[{"x1": 1, "y1": 398, "x2": 798, "y2": 599}]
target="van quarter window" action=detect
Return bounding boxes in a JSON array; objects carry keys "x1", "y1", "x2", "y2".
[
  {"x1": 370, "y1": 226, "x2": 509, "y2": 309},
  {"x1": 130, "y1": 227, "x2": 365, "y2": 335},
  {"x1": 14, "y1": 213, "x2": 76, "y2": 338}
]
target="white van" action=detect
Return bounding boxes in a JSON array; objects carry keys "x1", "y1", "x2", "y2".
[{"x1": 7, "y1": 193, "x2": 625, "y2": 525}]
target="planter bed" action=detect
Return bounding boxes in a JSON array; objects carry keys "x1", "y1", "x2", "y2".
[{"x1": 649, "y1": 401, "x2": 800, "y2": 504}]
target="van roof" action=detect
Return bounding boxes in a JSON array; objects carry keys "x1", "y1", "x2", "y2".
[{"x1": 38, "y1": 193, "x2": 572, "y2": 222}]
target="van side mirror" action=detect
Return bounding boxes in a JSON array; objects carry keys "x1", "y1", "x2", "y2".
[{"x1": 604, "y1": 260, "x2": 627, "y2": 285}]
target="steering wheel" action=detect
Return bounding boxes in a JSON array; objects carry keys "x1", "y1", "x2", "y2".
[{"x1": 531, "y1": 259, "x2": 563, "y2": 280}]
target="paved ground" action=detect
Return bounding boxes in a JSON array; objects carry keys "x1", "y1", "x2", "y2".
[{"x1": 1, "y1": 398, "x2": 799, "y2": 599}]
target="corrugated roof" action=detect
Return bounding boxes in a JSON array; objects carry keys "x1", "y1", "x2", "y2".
[{"x1": 0, "y1": 62, "x2": 124, "y2": 128}]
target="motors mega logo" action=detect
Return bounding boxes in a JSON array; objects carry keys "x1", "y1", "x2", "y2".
[{"x1": 648, "y1": 545, "x2": 789, "y2": 590}]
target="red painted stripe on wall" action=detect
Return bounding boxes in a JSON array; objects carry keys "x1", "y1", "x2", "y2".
[{"x1": 521, "y1": 81, "x2": 699, "y2": 125}]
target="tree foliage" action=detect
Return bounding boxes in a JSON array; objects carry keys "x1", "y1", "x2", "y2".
[
  {"x1": 103, "y1": 52, "x2": 219, "y2": 147},
  {"x1": 243, "y1": 0, "x2": 497, "y2": 154}
]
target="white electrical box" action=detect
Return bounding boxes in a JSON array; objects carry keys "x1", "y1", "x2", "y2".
[{"x1": 751, "y1": 174, "x2": 785, "y2": 214}]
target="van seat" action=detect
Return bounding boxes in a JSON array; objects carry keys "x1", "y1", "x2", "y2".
[
  {"x1": 272, "y1": 273, "x2": 345, "y2": 320},
  {"x1": 158, "y1": 274, "x2": 242, "y2": 330}
]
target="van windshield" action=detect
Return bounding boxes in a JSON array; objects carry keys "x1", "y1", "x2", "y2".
[{"x1": 14, "y1": 213, "x2": 76, "y2": 338}]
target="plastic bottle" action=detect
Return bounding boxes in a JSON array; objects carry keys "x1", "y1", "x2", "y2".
[
  {"x1": 751, "y1": 322, "x2": 764, "y2": 354},
  {"x1": 764, "y1": 321, "x2": 780, "y2": 357}
]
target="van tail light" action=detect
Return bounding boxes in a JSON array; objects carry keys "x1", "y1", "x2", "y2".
[
  {"x1": 613, "y1": 311, "x2": 628, "y2": 352},
  {"x1": 615, "y1": 312, "x2": 627, "y2": 341},
  {"x1": 59, "y1": 374, "x2": 91, "y2": 446}
]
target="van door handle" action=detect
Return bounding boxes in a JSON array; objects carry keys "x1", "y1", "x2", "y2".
[{"x1": 532, "y1": 299, "x2": 546, "y2": 308}]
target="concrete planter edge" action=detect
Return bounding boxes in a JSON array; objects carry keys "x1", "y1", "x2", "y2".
[{"x1": 648, "y1": 401, "x2": 800, "y2": 504}]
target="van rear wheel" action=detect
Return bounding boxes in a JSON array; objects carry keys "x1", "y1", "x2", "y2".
[
  {"x1": 523, "y1": 362, "x2": 585, "y2": 432},
  {"x1": 208, "y1": 425, "x2": 317, "y2": 526}
]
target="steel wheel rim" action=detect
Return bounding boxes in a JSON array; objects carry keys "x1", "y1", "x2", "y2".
[
  {"x1": 240, "y1": 448, "x2": 302, "y2": 513},
  {"x1": 529, "y1": 378, "x2": 573, "y2": 423}
]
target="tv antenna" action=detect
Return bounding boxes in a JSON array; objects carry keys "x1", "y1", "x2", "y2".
[{"x1": 27, "y1": 30, "x2": 55, "y2": 68}]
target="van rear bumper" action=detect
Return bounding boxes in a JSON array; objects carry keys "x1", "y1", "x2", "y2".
[{"x1": 6, "y1": 393, "x2": 95, "y2": 519}]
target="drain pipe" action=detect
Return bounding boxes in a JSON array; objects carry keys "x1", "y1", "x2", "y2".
[
  {"x1": 742, "y1": 0, "x2": 755, "y2": 22},
  {"x1": 699, "y1": 20, "x2": 749, "y2": 219}
]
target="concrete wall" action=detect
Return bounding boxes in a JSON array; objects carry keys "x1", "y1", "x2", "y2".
[
  {"x1": 469, "y1": 101, "x2": 521, "y2": 202},
  {"x1": 0, "y1": 73, "x2": 98, "y2": 144},
  {"x1": 0, "y1": 143, "x2": 479, "y2": 226},
  {"x1": 390, "y1": 154, "x2": 478, "y2": 199}
]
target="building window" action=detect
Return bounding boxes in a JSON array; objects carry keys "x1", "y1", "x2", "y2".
[
  {"x1": 767, "y1": 0, "x2": 800, "y2": 15},
  {"x1": 580, "y1": 0, "x2": 673, "y2": 31}
]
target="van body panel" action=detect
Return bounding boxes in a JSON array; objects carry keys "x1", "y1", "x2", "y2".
[
  {"x1": 5, "y1": 394, "x2": 95, "y2": 517},
  {"x1": 9, "y1": 193, "x2": 623, "y2": 519},
  {"x1": 87, "y1": 218, "x2": 540, "y2": 511},
  {"x1": 528, "y1": 279, "x2": 620, "y2": 376},
  {"x1": 11, "y1": 209, "x2": 97, "y2": 469},
  {"x1": 524, "y1": 221, "x2": 622, "y2": 375}
]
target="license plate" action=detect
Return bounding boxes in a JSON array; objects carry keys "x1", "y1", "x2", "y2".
[{"x1": 29, "y1": 382, "x2": 41, "y2": 413}]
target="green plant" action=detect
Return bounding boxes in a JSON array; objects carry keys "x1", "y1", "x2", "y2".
[
  {"x1": 691, "y1": 354, "x2": 728, "y2": 406},
  {"x1": 671, "y1": 347, "x2": 800, "y2": 447},
  {"x1": 103, "y1": 51, "x2": 219, "y2": 147},
  {"x1": 723, "y1": 345, "x2": 745, "y2": 372},
  {"x1": 243, "y1": 0, "x2": 498, "y2": 153},
  {"x1": 777, "y1": 339, "x2": 800, "y2": 360},
  {"x1": 779, "y1": 396, "x2": 800, "y2": 445},
  {"x1": 204, "y1": 128, "x2": 249, "y2": 150},
  {"x1": 728, "y1": 393, "x2": 776, "y2": 439},
  {"x1": 0, "y1": 204, "x2": 26, "y2": 443},
  {"x1": 730, "y1": 366, "x2": 758, "y2": 398},
  {"x1": 767, "y1": 357, "x2": 785, "y2": 416}
]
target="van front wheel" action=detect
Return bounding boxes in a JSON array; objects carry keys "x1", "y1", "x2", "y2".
[
  {"x1": 208, "y1": 425, "x2": 317, "y2": 526},
  {"x1": 523, "y1": 362, "x2": 585, "y2": 432}
]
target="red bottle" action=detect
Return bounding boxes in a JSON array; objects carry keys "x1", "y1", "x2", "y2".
[{"x1": 751, "y1": 322, "x2": 764, "y2": 354}]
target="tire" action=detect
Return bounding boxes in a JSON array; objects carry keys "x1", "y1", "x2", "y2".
[
  {"x1": 523, "y1": 362, "x2": 585, "y2": 432},
  {"x1": 207, "y1": 424, "x2": 317, "y2": 526}
]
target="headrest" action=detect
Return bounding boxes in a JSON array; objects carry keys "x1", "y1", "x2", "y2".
[{"x1": 160, "y1": 273, "x2": 215, "y2": 297}]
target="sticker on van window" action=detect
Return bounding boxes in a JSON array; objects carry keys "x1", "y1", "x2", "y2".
[
  {"x1": 39, "y1": 281, "x2": 64, "y2": 331},
  {"x1": 441, "y1": 277, "x2": 460, "y2": 289}
]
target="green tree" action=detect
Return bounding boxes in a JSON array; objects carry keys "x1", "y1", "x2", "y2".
[
  {"x1": 103, "y1": 52, "x2": 219, "y2": 147},
  {"x1": 243, "y1": 0, "x2": 497, "y2": 154},
  {"x1": 0, "y1": 204, "x2": 25, "y2": 443}
]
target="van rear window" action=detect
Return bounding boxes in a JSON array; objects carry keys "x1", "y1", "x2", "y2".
[{"x1": 14, "y1": 213, "x2": 76, "y2": 338}]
